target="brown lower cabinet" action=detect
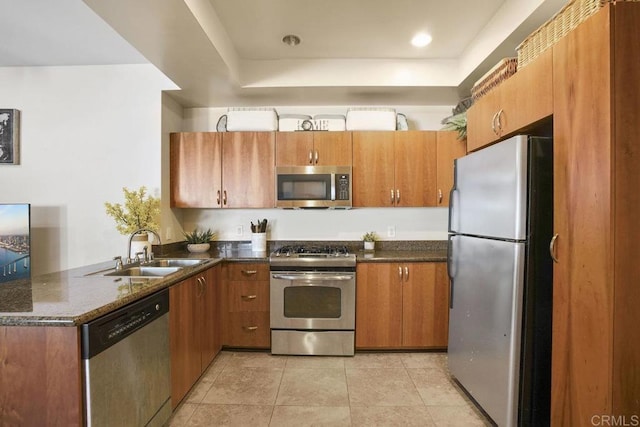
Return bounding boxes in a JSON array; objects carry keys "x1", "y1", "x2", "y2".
[
  {"x1": 222, "y1": 262, "x2": 270, "y2": 348},
  {"x1": 170, "y1": 264, "x2": 221, "y2": 408},
  {"x1": 355, "y1": 262, "x2": 449, "y2": 349}
]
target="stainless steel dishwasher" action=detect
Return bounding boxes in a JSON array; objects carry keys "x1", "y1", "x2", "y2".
[{"x1": 82, "y1": 289, "x2": 171, "y2": 427}]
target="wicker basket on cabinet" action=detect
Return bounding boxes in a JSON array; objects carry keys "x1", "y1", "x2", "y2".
[{"x1": 517, "y1": 0, "x2": 640, "y2": 69}]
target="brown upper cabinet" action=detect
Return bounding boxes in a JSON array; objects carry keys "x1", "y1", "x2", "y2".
[
  {"x1": 170, "y1": 132, "x2": 275, "y2": 208},
  {"x1": 275, "y1": 131, "x2": 352, "y2": 166},
  {"x1": 467, "y1": 48, "x2": 553, "y2": 152},
  {"x1": 435, "y1": 131, "x2": 466, "y2": 206},
  {"x1": 353, "y1": 131, "x2": 437, "y2": 207}
]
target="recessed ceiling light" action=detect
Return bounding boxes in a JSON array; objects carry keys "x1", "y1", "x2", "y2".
[
  {"x1": 282, "y1": 34, "x2": 301, "y2": 47},
  {"x1": 411, "y1": 33, "x2": 432, "y2": 48}
]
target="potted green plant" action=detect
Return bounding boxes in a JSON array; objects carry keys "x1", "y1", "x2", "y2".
[
  {"x1": 362, "y1": 231, "x2": 378, "y2": 251},
  {"x1": 183, "y1": 228, "x2": 215, "y2": 253},
  {"x1": 441, "y1": 112, "x2": 467, "y2": 141},
  {"x1": 104, "y1": 186, "x2": 160, "y2": 258}
]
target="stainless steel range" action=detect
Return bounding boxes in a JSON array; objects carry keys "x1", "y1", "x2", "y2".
[{"x1": 270, "y1": 245, "x2": 356, "y2": 356}]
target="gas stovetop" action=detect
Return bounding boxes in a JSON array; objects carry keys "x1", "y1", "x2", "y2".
[{"x1": 269, "y1": 245, "x2": 356, "y2": 269}]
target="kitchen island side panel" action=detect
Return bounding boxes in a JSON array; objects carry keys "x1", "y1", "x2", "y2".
[{"x1": 0, "y1": 325, "x2": 82, "y2": 427}]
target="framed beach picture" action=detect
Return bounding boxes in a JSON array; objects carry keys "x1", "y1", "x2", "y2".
[{"x1": 0, "y1": 109, "x2": 20, "y2": 165}]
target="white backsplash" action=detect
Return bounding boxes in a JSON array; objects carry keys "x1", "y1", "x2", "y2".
[{"x1": 181, "y1": 207, "x2": 449, "y2": 242}]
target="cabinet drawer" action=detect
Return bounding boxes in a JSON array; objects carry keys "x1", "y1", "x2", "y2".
[
  {"x1": 224, "y1": 312, "x2": 271, "y2": 348},
  {"x1": 227, "y1": 282, "x2": 269, "y2": 312},
  {"x1": 225, "y1": 263, "x2": 269, "y2": 281}
]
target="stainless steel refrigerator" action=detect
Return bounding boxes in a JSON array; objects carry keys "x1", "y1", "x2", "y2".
[{"x1": 447, "y1": 135, "x2": 553, "y2": 427}]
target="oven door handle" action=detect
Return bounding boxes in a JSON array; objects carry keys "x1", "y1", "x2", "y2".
[{"x1": 271, "y1": 273, "x2": 354, "y2": 281}]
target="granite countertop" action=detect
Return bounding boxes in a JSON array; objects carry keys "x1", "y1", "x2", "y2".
[
  {"x1": 355, "y1": 249, "x2": 447, "y2": 262},
  {"x1": 0, "y1": 257, "x2": 223, "y2": 327},
  {"x1": 0, "y1": 241, "x2": 447, "y2": 327}
]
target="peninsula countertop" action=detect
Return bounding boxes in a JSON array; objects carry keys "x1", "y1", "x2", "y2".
[{"x1": 0, "y1": 257, "x2": 223, "y2": 327}]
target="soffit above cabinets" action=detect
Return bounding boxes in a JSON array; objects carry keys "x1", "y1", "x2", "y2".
[{"x1": 1, "y1": 0, "x2": 567, "y2": 107}]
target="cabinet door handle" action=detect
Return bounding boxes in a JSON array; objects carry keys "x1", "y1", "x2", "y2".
[
  {"x1": 496, "y1": 109, "x2": 504, "y2": 134},
  {"x1": 549, "y1": 233, "x2": 559, "y2": 263},
  {"x1": 196, "y1": 277, "x2": 204, "y2": 297},
  {"x1": 241, "y1": 295, "x2": 257, "y2": 300},
  {"x1": 438, "y1": 189, "x2": 443, "y2": 204},
  {"x1": 243, "y1": 326, "x2": 258, "y2": 331},
  {"x1": 491, "y1": 111, "x2": 499, "y2": 135},
  {"x1": 391, "y1": 189, "x2": 395, "y2": 204},
  {"x1": 241, "y1": 270, "x2": 258, "y2": 276},
  {"x1": 396, "y1": 189, "x2": 400, "y2": 204},
  {"x1": 404, "y1": 266, "x2": 409, "y2": 281},
  {"x1": 223, "y1": 190, "x2": 227, "y2": 205},
  {"x1": 314, "y1": 150, "x2": 319, "y2": 164},
  {"x1": 309, "y1": 150, "x2": 313, "y2": 164},
  {"x1": 217, "y1": 190, "x2": 221, "y2": 206},
  {"x1": 398, "y1": 266, "x2": 403, "y2": 281}
]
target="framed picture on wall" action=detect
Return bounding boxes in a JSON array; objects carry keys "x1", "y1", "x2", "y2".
[{"x1": 0, "y1": 109, "x2": 20, "y2": 165}]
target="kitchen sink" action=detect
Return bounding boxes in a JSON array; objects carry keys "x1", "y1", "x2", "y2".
[
  {"x1": 144, "y1": 258, "x2": 207, "y2": 268},
  {"x1": 87, "y1": 258, "x2": 209, "y2": 278},
  {"x1": 104, "y1": 266, "x2": 181, "y2": 278}
]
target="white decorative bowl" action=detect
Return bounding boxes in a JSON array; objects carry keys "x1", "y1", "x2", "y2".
[{"x1": 187, "y1": 243, "x2": 210, "y2": 253}]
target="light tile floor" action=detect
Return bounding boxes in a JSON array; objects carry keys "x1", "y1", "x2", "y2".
[{"x1": 167, "y1": 351, "x2": 493, "y2": 427}]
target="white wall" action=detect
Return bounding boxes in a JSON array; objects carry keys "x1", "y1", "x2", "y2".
[
  {"x1": 0, "y1": 65, "x2": 175, "y2": 274},
  {"x1": 161, "y1": 93, "x2": 185, "y2": 245},
  {"x1": 177, "y1": 105, "x2": 454, "y2": 242},
  {"x1": 182, "y1": 208, "x2": 449, "y2": 242}
]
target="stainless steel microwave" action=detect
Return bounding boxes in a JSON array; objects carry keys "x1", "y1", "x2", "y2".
[{"x1": 276, "y1": 166, "x2": 352, "y2": 209}]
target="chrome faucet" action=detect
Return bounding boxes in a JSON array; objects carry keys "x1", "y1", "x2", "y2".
[{"x1": 127, "y1": 228, "x2": 162, "y2": 264}]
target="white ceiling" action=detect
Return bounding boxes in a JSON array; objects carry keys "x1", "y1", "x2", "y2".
[
  {"x1": 1, "y1": 0, "x2": 567, "y2": 108},
  {"x1": 210, "y1": 0, "x2": 505, "y2": 60}
]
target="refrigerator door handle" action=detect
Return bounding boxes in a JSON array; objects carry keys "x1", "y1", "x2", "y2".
[
  {"x1": 549, "y1": 233, "x2": 559, "y2": 263},
  {"x1": 448, "y1": 160, "x2": 459, "y2": 233},
  {"x1": 447, "y1": 235, "x2": 456, "y2": 309},
  {"x1": 448, "y1": 188, "x2": 458, "y2": 233}
]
